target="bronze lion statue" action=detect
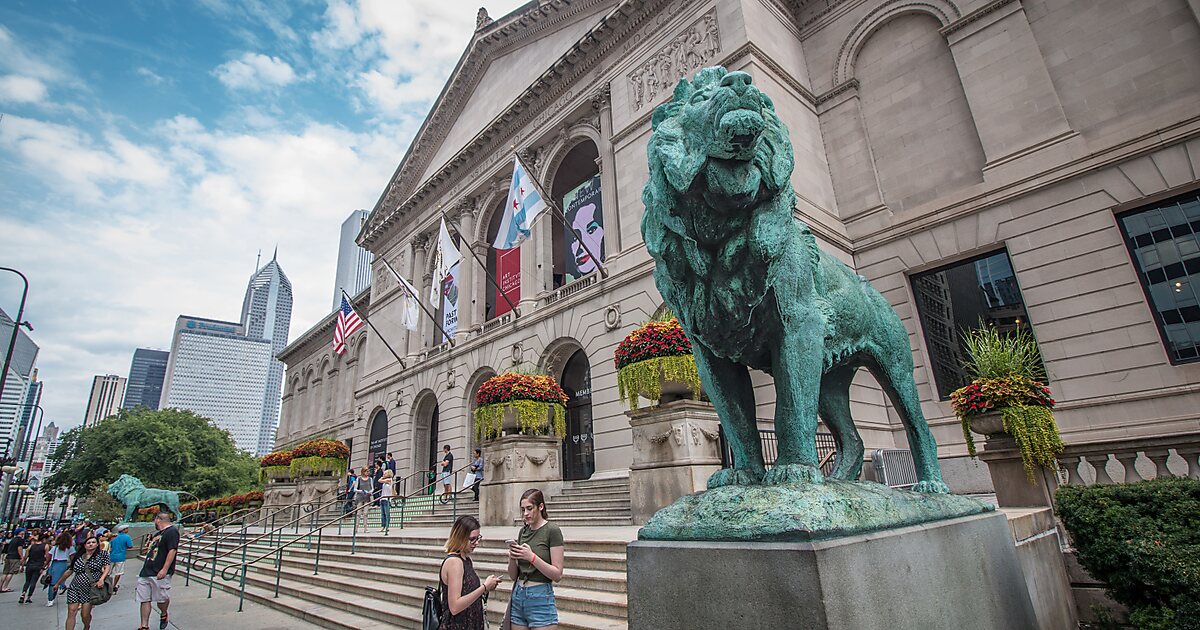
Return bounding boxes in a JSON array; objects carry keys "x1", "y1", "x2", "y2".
[
  {"x1": 642, "y1": 67, "x2": 948, "y2": 493},
  {"x1": 108, "y1": 474, "x2": 184, "y2": 522}
]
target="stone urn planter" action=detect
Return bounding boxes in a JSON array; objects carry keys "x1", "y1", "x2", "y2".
[
  {"x1": 965, "y1": 411, "x2": 1005, "y2": 437},
  {"x1": 616, "y1": 317, "x2": 703, "y2": 411},
  {"x1": 473, "y1": 372, "x2": 569, "y2": 441}
]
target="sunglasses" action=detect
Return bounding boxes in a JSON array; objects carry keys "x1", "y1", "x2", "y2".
[{"x1": 468, "y1": 535, "x2": 483, "y2": 543}]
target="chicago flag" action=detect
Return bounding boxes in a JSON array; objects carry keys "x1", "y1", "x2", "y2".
[{"x1": 494, "y1": 155, "x2": 548, "y2": 250}]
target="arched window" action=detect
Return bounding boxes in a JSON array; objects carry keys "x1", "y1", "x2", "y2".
[
  {"x1": 560, "y1": 349, "x2": 595, "y2": 480},
  {"x1": 550, "y1": 141, "x2": 602, "y2": 288}
]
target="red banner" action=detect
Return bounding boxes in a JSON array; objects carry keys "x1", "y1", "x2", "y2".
[{"x1": 495, "y1": 247, "x2": 520, "y2": 317}]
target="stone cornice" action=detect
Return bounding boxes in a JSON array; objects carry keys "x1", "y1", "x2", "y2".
[{"x1": 361, "y1": 0, "x2": 674, "y2": 250}]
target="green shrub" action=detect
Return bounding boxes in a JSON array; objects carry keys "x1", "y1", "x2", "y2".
[{"x1": 1056, "y1": 478, "x2": 1200, "y2": 630}]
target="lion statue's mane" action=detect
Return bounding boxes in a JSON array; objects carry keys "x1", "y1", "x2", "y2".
[{"x1": 641, "y1": 66, "x2": 948, "y2": 493}]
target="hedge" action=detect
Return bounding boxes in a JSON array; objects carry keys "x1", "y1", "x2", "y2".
[{"x1": 1056, "y1": 478, "x2": 1200, "y2": 630}]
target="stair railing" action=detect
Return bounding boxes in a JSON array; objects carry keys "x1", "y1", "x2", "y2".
[{"x1": 396, "y1": 461, "x2": 477, "y2": 529}]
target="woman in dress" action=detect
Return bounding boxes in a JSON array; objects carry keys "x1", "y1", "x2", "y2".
[
  {"x1": 355, "y1": 466, "x2": 374, "y2": 527},
  {"x1": 46, "y1": 530, "x2": 74, "y2": 606},
  {"x1": 507, "y1": 489, "x2": 565, "y2": 630},
  {"x1": 54, "y1": 534, "x2": 111, "y2": 630},
  {"x1": 439, "y1": 515, "x2": 501, "y2": 630},
  {"x1": 18, "y1": 531, "x2": 49, "y2": 604}
]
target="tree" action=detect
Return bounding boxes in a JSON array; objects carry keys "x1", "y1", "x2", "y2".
[
  {"x1": 77, "y1": 483, "x2": 125, "y2": 522},
  {"x1": 44, "y1": 408, "x2": 261, "y2": 500}
]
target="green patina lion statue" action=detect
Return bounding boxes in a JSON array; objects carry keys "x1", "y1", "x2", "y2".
[
  {"x1": 107, "y1": 474, "x2": 184, "y2": 523},
  {"x1": 642, "y1": 66, "x2": 949, "y2": 494}
]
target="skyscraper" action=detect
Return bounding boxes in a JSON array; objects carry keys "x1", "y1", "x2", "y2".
[
  {"x1": 83, "y1": 374, "x2": 126, "y2": 428},
  {"x1": 0, "y1": 307, "x2": 39, "y2": 457},
  {"x1": 241, "y1": 252, "x2": 293, "y2": 456},
  {"x1": 123, "y1": 348, "x2": 169, "y2": 410},
  {"x1": 23, "y1": 421, "x2": 59, "y2": 518},
  {"x1": 331, "y1": 209, "x2": 373, "y2": 310},
  {"x1": 161, "y1": 316, "x2": 273, "y2": 453}
]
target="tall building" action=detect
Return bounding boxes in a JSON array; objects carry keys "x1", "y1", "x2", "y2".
[
  {"x1": 18, "y1": 375, "x2": 42, "y2": 456},
  {"x1": 83, "y1": 374, "x2": 126, "y2": 428},
  {"x1": 332, "y1": 209, "x2": 374, "y2": 310},
  {"x1": 123, "y1": 348, "x2": 169, "y2": 410},
  {"x1": 241, "y1": 253, "x2": 293, "y2": 456},
  {"x1": 161, "y1": 316, "x2": 273, "y2": 454},
  {"x1": 0, "y1": 307, "x2": 38, "y2": 457},
  {"x1": 23, "y1": 421, "x2": 59, "y2": 518}
]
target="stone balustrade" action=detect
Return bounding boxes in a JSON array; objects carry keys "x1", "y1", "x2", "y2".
[{"x1": 1056, "y1": 434, "x2": 1200, "y2": 485}]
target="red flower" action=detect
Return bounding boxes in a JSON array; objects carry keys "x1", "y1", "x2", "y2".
[
  {"x1": 614, "y1": 318, "x2": 693, "y2": 369},
  {"x1": 475, "y1": 372, "x2": 569, "y2": 406}
]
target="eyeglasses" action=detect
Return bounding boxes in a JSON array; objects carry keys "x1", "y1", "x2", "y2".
[{"x1": 468, "y1": 535, "x2": 483, "y2": 543}]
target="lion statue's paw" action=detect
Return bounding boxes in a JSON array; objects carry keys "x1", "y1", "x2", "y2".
[
  {"x1": 707, "y1": 467, "x2": 765, "y2": 489},
  {"x1": 911, "y1": 480, "x2": 951, "y2": 494},
  {"x1": 763, "y1": 463, "x2": 824, "y2": 486}
]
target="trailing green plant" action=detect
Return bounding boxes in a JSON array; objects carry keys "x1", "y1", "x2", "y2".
[
  {"x1": 617, "y1": 355, "x2": 702, "y2": 411},
  {"x1": 998, "y1": 405, "x2": 1063, "y2": 481},
  {"x1": 290, "y1": 455, "x2": 348, "y2": 478},
  {"x1": 1056, "y1": 479, "x2": 1200, "y2": 630},
  {"x1": 259, "y1": 465, "x2": 292, "y2": 482},
  {"x1": 475, "y1": 399, "x2": 566, "y2": 442},
  {"x1": 962, "y1": 325, "x2": 1045, "y2": 381}
]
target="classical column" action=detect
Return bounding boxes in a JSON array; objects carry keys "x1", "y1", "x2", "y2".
[
  {"x1": 408, "y1": 237, "x2": 428, "y2": 357},
  {"x1": 593, "y1": 85, "x2": 621, "y2": 253},
  {"x1": 456, "y1": 205, "x2": 477, "y2": 340},
  {"x1": 473, "y1": 242, "x2": 490, "y2": 324}
]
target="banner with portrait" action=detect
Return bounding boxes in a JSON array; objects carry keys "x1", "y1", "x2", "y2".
[
  {"x1": 441, "y1": 261, "x2": 460, "y2": 343},
  {"x1": 562, "y1": 175, "x2": 604, "y2": 282}
]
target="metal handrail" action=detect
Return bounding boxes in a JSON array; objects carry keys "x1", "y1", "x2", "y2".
[{"x1": 395, "y1": 461, "x2": 476, "y2": 524}]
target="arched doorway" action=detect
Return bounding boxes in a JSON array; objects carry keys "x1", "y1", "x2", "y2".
[
  {"x1": 411, "y1": 391, "x2": 441, "y2": 485},
  {"x1": 368, "y1": 409, "x2": 388, "y2": 467},
  {"x1": 560, "y1": 349, "x2": 595, "y2": 480},
  {"x1": 550, "y1": 141, "x2": 602, "y2": 288}
]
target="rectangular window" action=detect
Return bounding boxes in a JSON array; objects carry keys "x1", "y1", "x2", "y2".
[
  {"x1": 910, "y1": 249, "x2": 1039, "y2": 399},
  {"x1": 1116, "y1": 191, "x2": 1200, "y2": 363}
]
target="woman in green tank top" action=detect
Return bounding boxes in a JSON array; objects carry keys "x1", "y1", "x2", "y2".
[{"x1": 506, "y1": 488, "x2": 564, "y2": 629}]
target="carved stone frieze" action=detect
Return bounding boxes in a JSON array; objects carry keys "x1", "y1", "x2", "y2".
[{"x1": 627, "y1": 9, "x2": 721, "y2": 112}]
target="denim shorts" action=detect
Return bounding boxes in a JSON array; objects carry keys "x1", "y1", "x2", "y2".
[{"x1": 510, "y1": 581, "x2": 558, "y2": 628}]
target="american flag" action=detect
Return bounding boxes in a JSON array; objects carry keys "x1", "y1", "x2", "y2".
[{"x1": 333, "y1": 295, "x2": 365, "y2": 355}]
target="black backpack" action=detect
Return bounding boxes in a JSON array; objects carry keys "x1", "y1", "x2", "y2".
[{"x1": 422, "y1": 555, "x2": 454, "y2": 630}]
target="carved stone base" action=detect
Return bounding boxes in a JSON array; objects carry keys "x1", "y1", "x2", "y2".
[
  {"x1": 628, "y1": 400, "x2": 722, "y2": 524},
  {"x1": 296, "y1": 476, "x2": 341, "y2": 515},
  {"x1": 978, "y1": 435, "x2": 1059, "y2": 508},
  {"x1": 263, "y1": 480, "x2": 298, "y2": 511},
  {"x1": 479, "y1": 434, "x2": 564, "y2": 526}
]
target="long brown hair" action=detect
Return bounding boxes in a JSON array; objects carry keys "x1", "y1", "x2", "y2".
[
  {"x1": 54, "y1": 531, "x2": 73, "y2": 551},
  {"x1": 444, "y1": 515, "x2": 481, "y2": 555},
  {"x1": 521, "y1": 488, "x2": 549, "y2": 520}
]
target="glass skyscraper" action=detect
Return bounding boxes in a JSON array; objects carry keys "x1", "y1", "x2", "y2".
[
  {"x1": 241, "y1": 253, "x2": 293, "y2": 455},
  {"x1": 332, "y1": 209, "x2": 373, "y2": 310},
  {"x1": 123, "y1": 348, "x2": 169, "y2": 410},
  {"x1": 0, "y1": 307, "x2": 38, "y2": 458}
]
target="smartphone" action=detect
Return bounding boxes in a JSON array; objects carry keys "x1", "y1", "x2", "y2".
[{"x1": 504, "y1": 539, "x2": 518, "y2": 547}]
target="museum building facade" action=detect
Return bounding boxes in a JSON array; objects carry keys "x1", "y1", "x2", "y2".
[{"x1": 275, "y1": 0, "x2": 1200, "y2": 493}]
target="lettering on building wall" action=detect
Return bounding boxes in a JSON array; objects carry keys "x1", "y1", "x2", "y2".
[{"x1": 627, "y1": 10, "x2": 721, "y2": 112}]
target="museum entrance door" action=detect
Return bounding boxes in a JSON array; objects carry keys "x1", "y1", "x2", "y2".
[{"x1": 561, "y1": 349, "x2": 595, "y2": 481}]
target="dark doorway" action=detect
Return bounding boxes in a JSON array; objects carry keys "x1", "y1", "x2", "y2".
[
  {"x1": 425, "y1": 403, "x2": 441, "y2": 471},
  {"x1": 368, "y1": 410, "x2": 387, "y2": 467},
  {"x1": 561, "y1": 349, "x2": 595, "y2": 481}
]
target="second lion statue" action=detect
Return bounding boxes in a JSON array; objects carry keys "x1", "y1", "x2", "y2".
[{"x1": 642, "y1": 66, "x2": 949, "y2": 494}]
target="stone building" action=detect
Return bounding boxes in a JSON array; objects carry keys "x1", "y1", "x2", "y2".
[{"x1": 276, "y1": 0, "x2": 1200, "y2": 496}]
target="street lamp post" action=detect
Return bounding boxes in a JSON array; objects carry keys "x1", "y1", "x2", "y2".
[
  {"x1": 1, "y1": 402, "x2": 41, "y2": 527},
  {"x1": 0, "y1": 266, "x2": 31, "y2": 529}
]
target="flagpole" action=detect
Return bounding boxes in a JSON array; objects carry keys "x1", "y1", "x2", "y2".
[
  {"x1": 378, "y1": 258, "x2": 456, "y2": 347},
  {"x1": 514, "y1": 152, "x2": 609, "y2": 279},
  {"x1": 440, "y1": 211, "x2": 521, "y2": 319},
  {"x1": 341, "y1": 289, "x2": 407, "y2": 369}
]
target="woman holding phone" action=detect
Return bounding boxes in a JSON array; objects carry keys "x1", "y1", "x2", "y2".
[
  {"x1": 439, "y1": 515, "x2": 501, "y2": 630},
  {"x1": 507, "y1": 488, "x2": 564, "y2": 630}
]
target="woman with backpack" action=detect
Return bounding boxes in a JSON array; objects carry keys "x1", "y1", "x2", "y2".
[
  {"x1": 436, "y1": 515, "x2": 501, "y2": 630},
  {"x1": 54, "y1": 533, "x2": 111, "y2": 630}
]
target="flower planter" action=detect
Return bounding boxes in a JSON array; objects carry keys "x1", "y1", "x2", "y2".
[
  {"x1": 260, "y1": 465, "x2": 294, "y2": 482},
  {"x1": 966, "y1": 411, "x2": 1005, "y2": 437},
  {"x1": 475, "y1": 399, "x2": 566, "y2": 441},
  {"x1": 615, "y1": 318, "x2": 701, "y2": 411},
  {"x1": 290, "y1": 455, "x2": 348, "y2": 478}
]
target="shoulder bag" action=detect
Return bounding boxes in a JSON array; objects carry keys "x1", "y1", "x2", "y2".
[
  {"x1": 89, "y1": 577, "x2": 114, "y2": 606},
  {"x1": 422, "y1": 554, "x2": 455, "y2": 630}
]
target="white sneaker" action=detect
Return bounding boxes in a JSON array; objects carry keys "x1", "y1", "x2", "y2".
[{"x1": 46, "y1": 599, "x2": 55, "y2": 607}]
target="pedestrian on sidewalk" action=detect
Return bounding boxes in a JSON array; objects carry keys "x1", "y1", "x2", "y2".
[
  {"x1": 18, "y1": 531, "x2": 48, "y2": 603},
  {"x1": 385, "y1": 452, "x2": 397, "y2": 476},
  {"x1": 507, "y1": 489, "x2": 564, "y2": 630},
  {"x1": 439, "y1": 515, "x2": 502, "y2": 630},
  {"x1": 46, "y1": 531, "x2": 74, "y2": 606},
  {"x1": 1, "y1": 527, "x2": 26, "y2": 592},
  {"x1": 438, "y1": 445, "x2": 455, "y2": 504},
  {"x1": 54, "y1": 533, "x2": 111, "y2": 630},
  {"x1": 470, "y1": 449, "x2": 484, "y2": 501},
  {"x1": 107, "y1": 524, "x2": 133, "y2": 594},
  {"x1": 343, "y1": 469, "x2": 358, "y2": 514},
  {"x1": 371, "y1": 461, "x2": 384, "y2": 505},
  {"x1": 136, "y1": 512, "x2": 180, "y2": 630},
  {"x1": 379, "y1": 469, "x2": 394, "y2": 531},
  {"x1": 354, "y1": 466, "x2": 374, "y2": 528}
]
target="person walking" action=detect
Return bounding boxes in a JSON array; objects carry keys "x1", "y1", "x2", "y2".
[
  {"x1": 379, "y1": 469, "x2": 394, "y2": 532},
  {"x1": 470, "y1": 449, "x2": 484, "y2": 501},
  {"x1": 1, "y1": 527, "x2": 26, "y2": 592},
  {"x1": 46, "y1": 531, "x2": 74, "y2": 606},
  {"x1": 507, "y1": 489, "x2": 564, "y2": 630},
  {"x1": 54, "y1": 534, "x2": 111, "y2": 630},
  {"x1": 385, "y1": 453, "x2": 397, "y2": 476},
  {"x1": 438, "y1": 445, "x2": 455, "y2": 504},
  {"x1": 137, "y1": 512, "x2": 180, "y2": 630},
  {"x1": 18, "y1": 531, "x2": 48, "y2": 603},
  {"x1": 107, "y1": 524, "x2": 133, "y2": 593},
  {"x1": 439, "y1": 515, "x2": 501, "y2": 630},
  {"x1": 343, "y1": 469, "x2": 358, "y2": 514},
  {"x1": 371, "y1": 462, "x2": 384, "y2": 505},
  {"x1": 354, "y1": 466, "x2": 374, "y2": 528}
]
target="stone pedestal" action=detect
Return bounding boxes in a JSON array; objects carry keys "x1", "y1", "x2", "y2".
[
  {"x1": 627, "y1": 400, "x2": 722, "y2": 524},
  {"x1": 627, "y1": 512, "x2": 1037, "y2": 630},
  {"x1": 479, "y1": 434, "x2": 563, "y2": 526},
  {"x1": 978, "y1": 434, "x2": 1058, "y2": 508},
  {"x1": 262, "y1": 480, "x2": 298, "y2": 511}
]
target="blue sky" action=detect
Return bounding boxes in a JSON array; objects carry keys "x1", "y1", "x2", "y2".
[{"x1": 0, "y1": 0, "x2": 529, "y2": 435}]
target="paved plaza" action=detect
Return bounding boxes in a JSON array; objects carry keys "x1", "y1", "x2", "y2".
[{"x1": 1, "y1": 559, "x2": 325, "y2": 630}]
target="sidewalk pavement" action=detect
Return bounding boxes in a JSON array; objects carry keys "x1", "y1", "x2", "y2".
[{"x1": 1, "y1": 558, "x2": 325, "y2": 630}]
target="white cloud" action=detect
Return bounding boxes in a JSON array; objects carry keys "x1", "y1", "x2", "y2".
[
  {"x1": 213, "y1": 52, "x2": 298, "y2": 90},
  {"x1": 0, "y1": 75, "x2": 48, "y2": 103},
  {"x1": 136, "y1": 67, "x2": 167, "y2": 85}
]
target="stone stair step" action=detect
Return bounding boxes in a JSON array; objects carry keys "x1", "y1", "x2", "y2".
[{"x1": 543, "y1": 498, "x2": 632, "y2": 510}]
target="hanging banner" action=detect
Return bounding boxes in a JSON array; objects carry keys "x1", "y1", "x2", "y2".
[
  {"x1": 495, "y1": 247, "x2": 520, "y2": 317},
  {"x1": 562, "y1": 175, "x2": 604, "y2": 282},
  {"x1": 441, "y1": 261, "x2": 460, "y2": 343}
]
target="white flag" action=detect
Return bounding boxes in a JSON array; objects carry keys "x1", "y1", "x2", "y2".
[
  {"x1": 380, "y1": 259, "x2": 421, "y2": 332},
  {"x1": 494, "y1": 155, "x2": 549, "y2": 250},
  {"x1": 431, "y1": 217, "x2": 462, "y2": 303}
]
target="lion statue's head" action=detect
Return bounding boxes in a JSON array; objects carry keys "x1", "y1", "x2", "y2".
[
  {"x1": 643, "y1": 66, "x2": 794, "y2": 216},
  {"x1": 107, "y1": 474, "x2": 145, "y2": 502}
]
